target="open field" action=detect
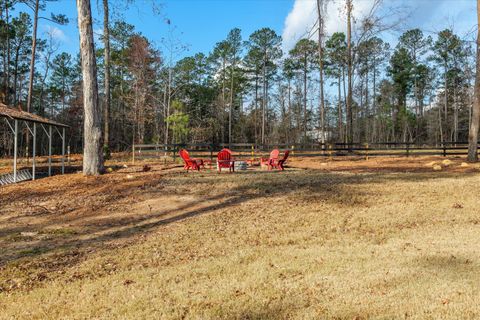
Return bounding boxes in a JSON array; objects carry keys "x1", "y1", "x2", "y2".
[{"x1": 1, "y1": 156, "x2": 480, "y2": 319}]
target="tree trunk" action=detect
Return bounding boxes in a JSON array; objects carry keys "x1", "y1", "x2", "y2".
[
  {"x1": 337, "y1": 77, "x2": 343, "y2": 141},
  {"x1": 12, "y1": 44, "x2": 20, "y2": 107},
  {"x1": 303, "y1": 54, "x2": 308, "y2": 142},
  {"x1": 346, "y1": 0, "x2": 353, "y2": 144},
  {"x1": 165, "y1": 66, "x2": 172, "y2": 144},
  {"x1": 229, "y1": 54, "x2": 235, "y2": 145},
  {"x1": 26, "y1": 0, "x2": 39, "y2": 113},
  {"x1": 288, "y1": 78, "x2": 292, "y2": 141},
  {"x1": 317, "y1": 0, "x2": 326, "y2": 144},
  {"x1": 103, "y1": 0, "x2": 111, "y2": 150},
  {"x1": 254, "y1": 70, "x2": 258, "y2": 144},
  {"x1": 342, "y1": 68, "x2": 347, "y2": 142},
  {"x1": 468, "y1": 0, "x2": 480, "y2": 162},
  {"x1": 443, "y1": 63, "x2": 448, "y2": 141},
  {"x1": 4, "y1": 1, "x2": 10, "y2": 104},
  {"x1": 262, "y1": 53, "x2": 267, "y2": 145},
  {"x1": 77, "y1": 0, "x2": 103, "y2": 175},
  {"x1": 222, "y1": 57, "x2": 226, "y2": 143},
  {"x1": 372, "y1": 59, "x2": 377, "y2": 142},
  {"x1": 365, "y1": 68, "x2": 369, "y2": 142}
]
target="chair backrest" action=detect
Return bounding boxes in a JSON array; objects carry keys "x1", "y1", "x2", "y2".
[
  {"x1": 270, "y1": 149, "x2": 280, "y2": 160},
  {"x1": 223, "y1": 148, "x2": 232, "y2": 155},
  {"x1": 217, "y1": 149, "x2": 231, "y2": 161},
  {"x1": 282, "y1": 150, "x2": 290, "y2": 161},
  {"x1": 179, "y1": 149, "x2": 191, "y2": 162}
]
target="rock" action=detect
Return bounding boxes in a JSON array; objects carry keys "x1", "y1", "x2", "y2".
[
  {"x1": 106, "y1": 167, "x2": 113, "y2": 173},
  {"x1": 126, "y1": 174, "x2": 135, "y2": 180},
  {"x1": 20, "y1": 232, "x2": 38, "y2": 237},
  {"x1": 122, "y1": 164, "x2": 128, "y2": 168},
  {"x1": 460, "y1": 162, "x2": 469, "y2": 167},
  {"x1": 433, "y1": 165, "x2": 442, "y2": 171},
  {"x1": 442, "y1": 159, "x2": 453, "y2": 166}
]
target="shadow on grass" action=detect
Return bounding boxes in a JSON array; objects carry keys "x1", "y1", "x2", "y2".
[
  {"x1": 0, "y1": 168, "x2": 477, "y2": 293},
  {"x1": 414, "y1": 254, "x2": 479, "y2": 279}
]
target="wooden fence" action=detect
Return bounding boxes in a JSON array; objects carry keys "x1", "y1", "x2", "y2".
[{"x1": 131, "y1": 141, "x2": 480, "y2": 164}]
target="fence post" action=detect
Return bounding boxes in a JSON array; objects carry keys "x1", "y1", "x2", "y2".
[
  {"x1": 251, "y1": 144, "x2": 255, "y2": 162},
  {"x1": 443, "y1": 144, "x2": 447, "y2": 157},
  {"x1": 329, "y1": 143, "x2": 333, "y2": 160},
  {"x1": 365, "y1": 143, "x2": 369, "y2": 160},
  {"x1": 210, "y1": 144, "x2": 214, "y2": 164},
  {"x1": 406, "y1": 143, "x2": 410, "y2": 157},
  {"x1": 291, "y1": 145, "x2": 295, "y2": 157},
  {"x1": 132, "y1": 144, "x2": 135, "y2": 165},
  {"x1": 67, "y1": 145, "x2": 71, "y2": 166}
]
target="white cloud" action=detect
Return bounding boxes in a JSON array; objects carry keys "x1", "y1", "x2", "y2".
[
  {"x1": 282, "y1": 0, "x2": 477, "y2": 53},
  {"x1": 282, "y1": 0, "x2": 317, "y2": 51},
  {"x1": 43, "y1": 25, "x2": 69, "y2": 43},
  {"x1": 282, "y1": 0, "x2": 377, "y2": 52}
]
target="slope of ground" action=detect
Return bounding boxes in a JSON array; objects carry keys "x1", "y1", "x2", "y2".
[{"x1": 1, "y1": 157, "x2": 480, "y2": 319}]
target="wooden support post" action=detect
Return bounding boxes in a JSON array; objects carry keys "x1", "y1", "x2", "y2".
[
  {"x1": 132, "y1": 144, "x2": 135, "y2": 165},
  {"x1": 365, "y1": 143, "x2": 369, "y2": 160},
  {"x1": 13, "y1": 120, "x2": 18, "y2": 183},
  {"x1": 67, "y1": 145, "x2": 71, "y2": 166},
  {"x1": 61, "y1": 127, "x2": 65, "y2": 174},
  {"x1": 32, "y1": 123, "x2": 36, "y2": 180},
  {"x1": 329, "y1": 143, "x2": 333, "y2": 161},
  {"x1": 443, "y1": 144, "x2": 447, "y2": 157},
  {"x1": 48, "y1": 125, "x2": 52, "y2": 176},
  {"x1": 210, "y1": 144, "x2": 213, "y2": 164},
  {"x1": 251, "y1": 144, "x2": 254, "y2": 162},
  {"x1": 291, "y1": 145, "x2": 295, "y2": 157}
]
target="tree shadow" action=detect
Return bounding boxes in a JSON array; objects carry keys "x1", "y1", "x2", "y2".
[{"x1": 0, "y1": 168, "x2": 478, "y2": 293}]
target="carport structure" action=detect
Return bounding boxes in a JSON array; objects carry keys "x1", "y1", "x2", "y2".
[{"x1": 0, "y1": 103, "x2": 68, "y2": 184}]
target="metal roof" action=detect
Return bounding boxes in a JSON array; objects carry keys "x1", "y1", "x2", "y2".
[{"x1": 0, "y1": 103, "x2": 69, "y2": 128}]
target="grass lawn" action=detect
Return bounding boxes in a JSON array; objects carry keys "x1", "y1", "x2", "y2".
[{"x1": 1, "y1": 157, "x2": 480, "y2": 319}]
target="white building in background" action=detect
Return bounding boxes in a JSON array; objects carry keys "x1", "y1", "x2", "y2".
[{"x1": 307, "y1": 128, "x2": 333, "y2": 142}]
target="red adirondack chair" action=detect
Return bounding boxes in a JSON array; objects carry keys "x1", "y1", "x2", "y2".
[
  {"x1": 261, "y1": 149, "x2": 280, "y2": 167},
  {"x1": 269, "y1": 150, "x2": 290, "y2": 171},
  {"x1": 217, "y1": 148, "x2": 235, "y2": 173},
  {"x1": 179, "y1": 149, "x2": 204, "y2": 171}
]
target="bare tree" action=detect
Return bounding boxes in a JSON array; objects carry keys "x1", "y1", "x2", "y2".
[
  {"x1": 77, "y1": 0, "x2": 104, "y2": 175},
  {"x1": 2, "y1": 0, "x2": 12, "y2": 104},
  {"x1": 468, "y1": 0, "x2": 480, "y2": 162},
  {"x1": 26, "y1": 0, "x2": 68, "y2": 114},
  {"x1": 38, "y1": 28, "x2": 59, "y2": 116},
  {"x1": 317, "y1": 0, "x2": 327, "y2": 144},
  {"x1": 103, "y1": 0, "x2": 111, "y2": 152},
  {"x1": 26, "y1": 0, "x2": 39, "y2": 113},
  {"x1": 346, "y1": 0, "x2": 353, "y2": 143}
]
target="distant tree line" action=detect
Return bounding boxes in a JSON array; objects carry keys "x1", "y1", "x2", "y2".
[{"x1": 0, "y1": 0, "x2": 478, "y2": 160}]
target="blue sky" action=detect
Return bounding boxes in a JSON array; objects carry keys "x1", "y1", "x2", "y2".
[
  {"x1": 27, "y1": 0, "x2": 292, "y2": 59},
  {"x1": 16, "y1": 0, "x2": 478, "y2": 62}
]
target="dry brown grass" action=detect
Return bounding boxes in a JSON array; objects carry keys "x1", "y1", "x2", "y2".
[{"x1": 1, "y1": 157, "x2": 480, "y2": 319}]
